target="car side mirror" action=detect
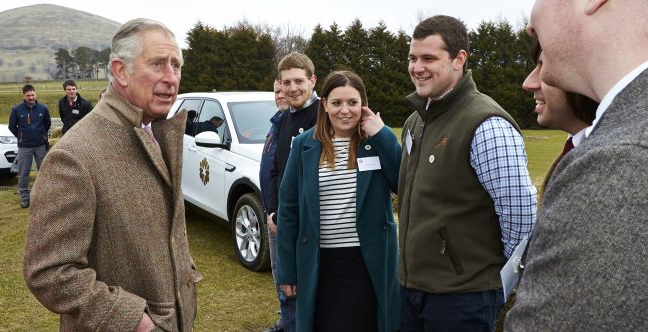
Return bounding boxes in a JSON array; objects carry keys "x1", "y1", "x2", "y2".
[{"x1": 195, "y1": 131, "x2": 226, "y2": 148}]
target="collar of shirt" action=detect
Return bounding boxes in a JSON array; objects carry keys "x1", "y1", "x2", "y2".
[
  {"x1": 141, "y1": 122, "x2": 152, "y2": 129},
  {"x1": 571, "y1": 127, "x2": 587, "y2": 147},
  {"x1": 289, "y1": 91, "x2": 319, "y2": 113},
  {"x1": 586, "y1": 60, "x2": 648, "y2": 138}
]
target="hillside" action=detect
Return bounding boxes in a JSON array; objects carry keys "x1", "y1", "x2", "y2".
[{"x1": 0, "y1": 4, "x2": 121, "y2": 82}]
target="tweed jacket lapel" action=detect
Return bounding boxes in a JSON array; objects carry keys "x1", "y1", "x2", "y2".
[
  {"x1": 94, "y1": 85, "x2": 187, "y2": 190},
  {"x1": 152, "y1": 114, "x2": 186, "y2": 192},
  {"x1": 132, "y1": 128, "x2": 172, "y2": 188},
  {"x1": 589, "y1": 68, "x2": 648, "y2": 140}
]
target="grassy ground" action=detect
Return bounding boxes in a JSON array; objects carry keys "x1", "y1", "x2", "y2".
[{"x1": 0, "y1": 129, "x2": 564, "y2": 331}]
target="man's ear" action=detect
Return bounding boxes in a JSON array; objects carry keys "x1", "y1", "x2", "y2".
[
  {"x1": 310, "y1": 75, "x2": 317, "y2": 86},
  {"x1": 453, "y1": 50, "x2": 468, "y2": 71},
  {"x1": 110, "y1": 59, "x2": 129, "y2": 87},
  {"x1": 585, "y1": 0, "x2": 608, "y2": 15}
]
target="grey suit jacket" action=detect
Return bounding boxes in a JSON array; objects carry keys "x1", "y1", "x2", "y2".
[
  {"x1": 505, "y1": 69, "x2": 648, "y2": 330},
  {"x1": 23, "y1": 85, "x2": 201, "y2": 332}
]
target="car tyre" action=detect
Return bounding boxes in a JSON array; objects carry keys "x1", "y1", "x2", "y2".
[{"x1": 231, "y1": 193, "x2": 270, "y2": 271}]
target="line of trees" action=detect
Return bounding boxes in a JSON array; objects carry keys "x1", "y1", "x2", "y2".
[
  {"x1": 181, "y1": 18, "x2": 538, "y2": 128},
  {"x1": 52, "y1": 46, "x2": 111, "y2": 80}
]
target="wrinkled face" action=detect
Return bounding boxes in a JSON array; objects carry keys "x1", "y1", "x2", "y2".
[
  {"x1": 323, "y1": 85, "x2": 362, "y2": 138},
  {"x1": 527, "y1": 0, "x2": 577, "y2": 89},
  {"x1": 65, "y1": 85, "x2": 77, "y2": 100},
  {"x1": 522, "y1": 53, "x2": 575, "y2": 132},
  {"x1": 23, "y1": 90, "x2": 36, "y2": 106},
  {"x1": 119, "y1": 30, "x2": 182, "y2": 123},
  {"x1": 280, "y1": 68, "x2": 316, "y2": 109},
  {"x1": 408, "y1": 34, "x2": 464, "y2": 100},
  {"x1": 274, "y1": 80, "x2": 289, "y2": 111}
]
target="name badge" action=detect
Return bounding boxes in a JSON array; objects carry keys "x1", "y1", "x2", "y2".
[
  {"x1": 357, "y1": 156, "x2": 381, "y2": 171},
  {"x1": 72, "y1": 109, "x2": 80, "y2": 115},
  {"x1": 405, "y1": 129, "x2": 413, "y2": 155}
]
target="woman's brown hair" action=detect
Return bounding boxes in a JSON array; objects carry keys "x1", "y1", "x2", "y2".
[{"x1": 314, "y1": 70, "x2": 368, "y2": 169}]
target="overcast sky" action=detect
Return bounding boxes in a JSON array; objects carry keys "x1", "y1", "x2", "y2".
[{"x1": 1, "y1": 1, "x2": 535, "y2": 48}]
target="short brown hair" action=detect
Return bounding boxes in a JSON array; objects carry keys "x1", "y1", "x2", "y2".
[
  {"x1": 62, "y1": 80, "x2": 77, "y2": 89},
  {"x1": 22, "y1": 84, "x2": 35, "y2": 94},
  {"x1": 413, "y1": 15, "x2": 469, "y2": 62},
  {"x1": 278, "y1": 52, "x2": 315, "y2": 79}
]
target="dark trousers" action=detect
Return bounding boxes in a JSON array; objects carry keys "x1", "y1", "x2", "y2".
[
  {"x1": 17, "y1": 145, "x2": 46, "y2": 201},
  {"x1": 314, "y1": 247, "x2": 377, "y2": 332},
  {"x1": 270, "y1": 227, "x2": 296, "y2": 331},
  {"x1": 400, "y1": 286, "x2": 504, "y2": 332}
]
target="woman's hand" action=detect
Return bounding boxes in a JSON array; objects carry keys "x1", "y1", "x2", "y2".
[
  {"x1": 360, "y1": 106, "x2": 384, "y2": 137},
  {"x1": 280, "y1": 284, "x2": 297, "y2": 297}
]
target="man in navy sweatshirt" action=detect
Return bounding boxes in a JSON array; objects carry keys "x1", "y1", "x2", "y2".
[
  {"x1": 9, "y1": 84, "x2": 51, "y2": 208},
  {"x1": 265, "y1": 52, "x2": 319, "y2": 332}
]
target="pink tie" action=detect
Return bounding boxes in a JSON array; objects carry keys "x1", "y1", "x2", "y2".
[{"x1": 142, "y1": 126, "x2": 161, "y2": 153}]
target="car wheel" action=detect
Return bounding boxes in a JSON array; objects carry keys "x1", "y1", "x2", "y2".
[{"x1": 231, "y1": 193, "x2": 270, "y2": 271}]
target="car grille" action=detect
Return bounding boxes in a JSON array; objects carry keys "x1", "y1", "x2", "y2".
[{"x1": 4, "y1": 151, "x2": 17, "y2": 163}]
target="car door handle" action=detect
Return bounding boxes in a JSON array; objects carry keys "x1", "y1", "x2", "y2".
[
  {"x1": 188, "y1": 145, "x2": 197, "y2": 151},
  {"x1": 225, "y1": 163, "x2": 236, "y2": 172}
]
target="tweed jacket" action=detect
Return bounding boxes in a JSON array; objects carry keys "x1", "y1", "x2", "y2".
[
  {"x1": 23, "y1": 85, "x2": 201, "y2": 332},
  {"x1": 505, "y1": 69, "x2": 648, "y2": 330}
]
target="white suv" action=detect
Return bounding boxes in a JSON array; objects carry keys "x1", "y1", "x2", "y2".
[
  {"x1": 168, "y1": 92, "x2": 278, "y2": 271},
  {"x1": 0, "y1": 124, "x2": 19, "y2": 178}
]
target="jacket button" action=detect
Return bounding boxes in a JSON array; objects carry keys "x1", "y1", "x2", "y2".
[
  {"x1": 364, "y1": 145, "x2": 371, "y2": 151},
  {"x1": 429, "y1": 154, "x2": 435, "y2": 163},
  {"x1": 382, "y1": 223, "x2": 388, "y2": 230},
  {"x1": 301, "y1": 236, "x2": 308, "y2": 244}
]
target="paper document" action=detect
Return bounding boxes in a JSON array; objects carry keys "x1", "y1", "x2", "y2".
[{"x1": 500, "y1": 234, "x2": 530, "y2": 302}]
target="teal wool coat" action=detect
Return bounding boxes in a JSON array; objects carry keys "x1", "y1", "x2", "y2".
[{"x1": 276, "y1": 126, "x2": 401, "y2": 331}]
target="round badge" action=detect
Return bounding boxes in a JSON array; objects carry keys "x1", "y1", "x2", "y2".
[
  {"x1": 429, "y1": 155, "x2": 435, "y2": 163},
  {"x1": 365, "y1": 145, "x2": 371, "y2": 151},
  {"x1": 298, "y1": 128, "x2": 304, "y2": 133}
]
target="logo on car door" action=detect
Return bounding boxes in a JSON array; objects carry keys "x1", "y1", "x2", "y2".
[{"x1": 199, "y1": 158, "x2": 210, "y2": 185}]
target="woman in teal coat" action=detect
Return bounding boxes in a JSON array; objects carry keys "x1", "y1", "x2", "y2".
[{"x1": 276, "y1": 71, "x2": 400, "y2": 331}]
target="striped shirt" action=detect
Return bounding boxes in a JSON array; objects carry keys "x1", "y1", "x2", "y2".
[{"x1": 319, "y1": 138, "x2": 360, "y2": 248}]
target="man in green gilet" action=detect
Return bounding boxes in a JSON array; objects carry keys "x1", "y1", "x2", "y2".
[{"x1": 397, "y1": 15, "x2": 537, "y2": 331}]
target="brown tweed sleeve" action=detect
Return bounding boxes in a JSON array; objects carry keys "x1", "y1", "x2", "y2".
[{"x1": 23, "y1": 147, "x2": 146, "y2": 331}]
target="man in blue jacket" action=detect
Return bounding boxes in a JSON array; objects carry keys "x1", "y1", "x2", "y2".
[
  {"x1": 9, "y1": 84, "x2": 51, "y2": 208},
  {"x1": 260, "y1": 78, "x2": 289, "y2": 332}
]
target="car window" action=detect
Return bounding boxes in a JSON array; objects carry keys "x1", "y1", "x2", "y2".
[
  {"x1": 178, "y1": 98, "x2": 203, "y2": 136},
  {"x1": 195, "y1": 99, "x2": 230, "y2": 142},
  {"x1": 228, "y1": 100, "x2": 277, "y2": 144}
]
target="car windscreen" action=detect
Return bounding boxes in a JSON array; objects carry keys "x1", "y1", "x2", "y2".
[{"x1": 228, "y1": 100, "x2": 278, "y2": 144}]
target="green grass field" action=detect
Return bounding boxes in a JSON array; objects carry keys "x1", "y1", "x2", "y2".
[
  {"x1": 0, "y1": 125, "x2": 564, "y2": 331},
  {"x1": 0, "y1": 80, "x2": 108, "y2": 123}
]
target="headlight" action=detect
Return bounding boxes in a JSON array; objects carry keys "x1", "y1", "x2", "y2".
[{"x1": 0, "y1": 136, "x2": 18, "y2": 144}]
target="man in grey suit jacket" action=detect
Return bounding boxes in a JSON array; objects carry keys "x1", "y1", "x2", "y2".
[
  {"x1": 506, "y1": 0, "x2": 648, "y2": 330},
  {"x1": 23, "y1": 19, "x2": 200, "y2": 332}
]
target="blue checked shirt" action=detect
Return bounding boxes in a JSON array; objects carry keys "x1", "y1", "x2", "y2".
[{"x1": 470, "y1": 117, "x2": 537, "y2": 258}]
